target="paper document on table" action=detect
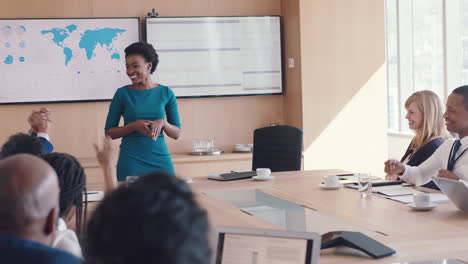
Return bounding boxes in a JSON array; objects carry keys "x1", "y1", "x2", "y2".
[
  {"x1": 372, "y1": 185, "x2": 410, "y2": 193},
  {"x1": 84, "y1": 191, "x2": 104, "y2": 202},
  {"x1": 387, "y1": 193, "x2": 450, "y2": 204},
  {"x1": 376, "y1": 188, "x2": 422, "y2": 196}
]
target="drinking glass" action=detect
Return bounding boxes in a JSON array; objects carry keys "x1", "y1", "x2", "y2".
[
  {"x1": 206, "y1": 139, "x2": 214, "y2": 151},
  {"x1": 126, "y1": 176, "x2": 139, "y2": 186},
  {"x1": 358, "y1": 173, "x2": 372, "y2": 198},
  {"x1": 192, "y1": 139, "x2": 202, "y2": 152}
]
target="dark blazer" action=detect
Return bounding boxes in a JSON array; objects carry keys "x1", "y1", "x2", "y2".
[
  {"x1": 401, "y1": 137, "x2": 445, "y2": 189},
  {"x1": 0, "y1": 234, "x2": 81, "y2": 264},
  {"x1": 38, "y1": 137, "x2": 54, "y2": 154}
]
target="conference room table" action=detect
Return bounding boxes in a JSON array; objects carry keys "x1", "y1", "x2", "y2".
[{"x1": 187, "y1": 169, "x2": 468, "y2": 264}]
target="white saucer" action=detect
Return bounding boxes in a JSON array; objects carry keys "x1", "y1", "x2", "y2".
[
  {"x1": 318, "y1": 183, "x2": 341, "y2": 190},
  {"x1": 253, "y1": 176, "x2": 275, "y2": 181},
  {"x1": 408, "y1": 202, "x2": 437, "y2": 211}
]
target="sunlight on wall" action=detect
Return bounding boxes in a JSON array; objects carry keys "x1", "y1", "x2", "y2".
[{"x1": 304, "y1": 64, "x2": 388, "y2": 177}]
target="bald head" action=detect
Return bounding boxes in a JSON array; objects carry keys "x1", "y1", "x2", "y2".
[{"x1": 0, "y1": 154, "x2": 59, "y2": 243}]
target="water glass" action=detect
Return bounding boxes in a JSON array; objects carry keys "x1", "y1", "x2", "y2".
[
  {"x1": 206, "y1": 139, "x2": 214, "y2": 151},
  {"x1": 192, "y1": 139, "x2": 214, "y2": 152},
  {"x1": 126, "y1": 176, "x2": 139, "y2": 186},
  {"x1": 192, "y1": 139, "x2": 202, "y2": 152},
  {"x1": 358, "y1": 173, "x2": 372, "y2": 198}
]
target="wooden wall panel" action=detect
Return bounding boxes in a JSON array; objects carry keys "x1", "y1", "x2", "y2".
[
  {"x1": 0, "y1": 0, "x2": 288, "y2": 159},
  {"x1": 281, "y1": 0, "x2": 302, "y2": 129}
]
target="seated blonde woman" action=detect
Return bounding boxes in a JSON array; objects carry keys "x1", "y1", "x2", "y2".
[{"x1": 385, "y1": 90, "x2": 448, "y2": 189}]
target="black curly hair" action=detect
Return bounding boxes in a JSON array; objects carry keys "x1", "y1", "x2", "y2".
[
  {"x1": 1, "y1": 133, "x2": 44, "y2": 158},
  {"x1": 124, "y1": 41, "x2": 159, "y2": 74},
  {"x1": 452, "y1": 85, "x2": 468, "y2": 111},
  {"x1": 85, "y1": 172, "x2": 211, "y2": 264},
  {"x1": 43, "y1": 152, "x2": 87, "y2": 240}
]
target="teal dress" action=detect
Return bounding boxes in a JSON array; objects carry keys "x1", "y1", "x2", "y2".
[{"x1": 105, "y1": 85, "x2": 181, "y2": 181}]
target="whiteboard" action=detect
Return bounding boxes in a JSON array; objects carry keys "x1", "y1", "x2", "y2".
[
  {"x1": 146, "y1": 16, "x2": 283, "y2": 98},
  {"x1": 0, "y1": 18, "x2": 140, "y2": 104}
]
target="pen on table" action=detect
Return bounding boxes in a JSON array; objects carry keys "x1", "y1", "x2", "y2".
[{"x1": 336, "y1": 173, "x2": 355, "y2": 176}]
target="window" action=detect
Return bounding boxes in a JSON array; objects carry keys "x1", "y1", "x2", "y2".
[{"x1": 386, "y1": 0, "x2": 468, "y2": 132}]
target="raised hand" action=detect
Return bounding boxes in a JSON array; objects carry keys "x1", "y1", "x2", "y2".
[
  {"x1": 28, "y1": 108, "x2": 51, "y2": 133},
  {"x1": 93, "y1": 136, "x2": 118, "y2": 167}
]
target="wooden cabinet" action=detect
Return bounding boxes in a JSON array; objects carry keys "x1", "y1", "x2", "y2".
[{"x1": 80, "y1": 152, "x2": 252, "y2": 190}]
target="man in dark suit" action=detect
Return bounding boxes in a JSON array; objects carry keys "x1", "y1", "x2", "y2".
[{"x1": 0, "y1": 154, "x2": 81, "y2": 263}]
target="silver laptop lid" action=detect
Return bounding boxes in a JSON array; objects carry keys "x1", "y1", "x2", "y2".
[
  {"x1": 432, "y1": 177, "x2": 468, "y2": 212},
  {"x1": 213, "y1": 226, "x2": 321, "y2": 264}
]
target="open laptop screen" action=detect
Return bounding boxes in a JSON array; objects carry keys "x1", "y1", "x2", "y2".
[{"x1": 215, "y1": 230, "x2": 318, "y2": 264}]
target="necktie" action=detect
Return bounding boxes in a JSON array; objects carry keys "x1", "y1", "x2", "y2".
[{"x1": 448, "y1": 140, "x2": 462, "y2": 171}]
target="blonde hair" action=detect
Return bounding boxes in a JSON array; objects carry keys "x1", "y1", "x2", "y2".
[{"x1": 405, "y1": 90, "x2": 448, "y2": 151}]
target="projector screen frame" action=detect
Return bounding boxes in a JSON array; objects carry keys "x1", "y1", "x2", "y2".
[{"x1": 145, "y1": 15, "x2": 285, "y2": 99}]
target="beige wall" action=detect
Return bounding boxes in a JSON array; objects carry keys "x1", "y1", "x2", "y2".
[
  {"x1": 0, "y1": 0, "x2": 286, "y2": 158},
  {"x1": 299, "y1": 0, "x2": 388, "y2": 176},
  {"x1": 388, "y1": 133, "x2": 412, "y2": 160}
]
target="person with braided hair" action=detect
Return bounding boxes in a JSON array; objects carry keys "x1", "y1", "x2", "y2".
[
  {"x1": 84, "y1": 172, "x2": 211, "y2": 264},
  {"x1": 43, "y1": 152, "x2": 86, "y2": 258}
]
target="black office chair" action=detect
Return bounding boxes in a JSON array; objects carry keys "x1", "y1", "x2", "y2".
[{"x1": 252, "y1": 125, "x2": 303, "y2": 172}]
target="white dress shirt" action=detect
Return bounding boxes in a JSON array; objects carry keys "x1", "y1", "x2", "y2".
[
  {"x1": 400, "y1": 136, "x2": 468, "y2": 185},
  {"x1": 51, "y1": 218, "x2": 82, "y2": 258},
  {"x1": 36, "y1": 132, "x2": 50, "y2": 141}
]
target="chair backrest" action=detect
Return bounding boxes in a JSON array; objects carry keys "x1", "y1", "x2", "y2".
[{"x1": 252, "y1": 125, "x2": 303, "y2": 172}]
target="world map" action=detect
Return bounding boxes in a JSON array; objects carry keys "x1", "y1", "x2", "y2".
[{"x1": 40, "y1": 25, "x2": 126, "y2": 66}]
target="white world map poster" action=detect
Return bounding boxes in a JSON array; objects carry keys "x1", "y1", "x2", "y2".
[{"x1": 0, "y1": 18, "x2": 140, "y2": 104}]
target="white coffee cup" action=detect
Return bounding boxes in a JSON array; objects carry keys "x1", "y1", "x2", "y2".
[
  {"x1": 256, "y1": 168, "x2": 271, "y2": 178},
  {"x1": 413, "y1": 193, "x2": 431, "y2": 207},
  {"x1": 323, "y1": 175, "x2": 340, "y2": 187}
]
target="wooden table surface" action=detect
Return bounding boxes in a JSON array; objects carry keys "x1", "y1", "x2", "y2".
[{"x1": 187, "y1": 169, "x2": 468, "y2": 264}]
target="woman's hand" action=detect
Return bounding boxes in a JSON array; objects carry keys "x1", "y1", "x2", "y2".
[
  {"x1": 150, "y1": 119, "x2": 166, "y2": 140},
  {"x1": 131, "y1": 120, "x2": 153, "y2": 138},
  {"x1": 438, "y1": 169, "x2": 459, "y2": 180}
]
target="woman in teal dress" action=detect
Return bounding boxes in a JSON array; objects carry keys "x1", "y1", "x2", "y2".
[{"x1": 105, "y1": 42, "x2": 181, "y2": 181}]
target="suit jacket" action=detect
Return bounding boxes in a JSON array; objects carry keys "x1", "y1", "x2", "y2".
[
  {"x1": 401, "y1": 137, "x2": 445, "y2": 189},
  {"x1": 38, "y1": 137, "x2": 54, "y2": 154},
  {"x1": 0, "y1": 234, "x2": 81, "y2": 264}
]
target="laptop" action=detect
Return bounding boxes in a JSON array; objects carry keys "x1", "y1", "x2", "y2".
[
  {"x1": 213, "y1": 227, "x2": 321, "y2": 264},
  {"x1": 432, "y1": 177, "x2": 468, "y2": 212}
]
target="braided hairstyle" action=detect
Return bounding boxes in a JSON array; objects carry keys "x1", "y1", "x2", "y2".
[{"x1": 43, "y1": 152, "x2": 87, "y2": 240}]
